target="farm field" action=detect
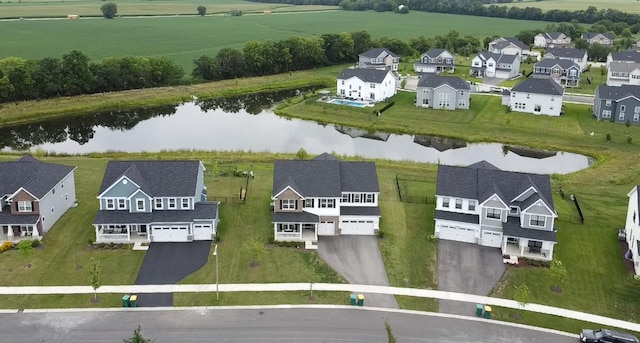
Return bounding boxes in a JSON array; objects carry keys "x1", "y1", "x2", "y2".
[
  {"x1": 503, "y1": 0, "x2": 640, "y2": 14},
  {"x1": 0, "y1": 10, "x2": 550, "y2": 72}
]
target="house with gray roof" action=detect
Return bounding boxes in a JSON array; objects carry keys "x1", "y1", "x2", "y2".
[
  {"x1": 607, "y1": 61, "x2": 640, "y2": 87},
  {"x1": 488, "y1": 37, "x2": 530, "y2": 56},
  {"x1": 435, "y1": 161, "x2": 558, "y2": 261},
  {"x1": 581, "y1": 32, "x2": 614, "y2": 47},
  {"x1": 502, "y1": 77, "x2": 565, "y2": 116},
  {"x1": 593, "y1": 84, "x2": 640, "y2": 124},
  {"x1": 470, "y1": 52, "x2": 521, "y2": 79},
  {"x1": 533, "y1": 32, "x2": 571, "y2": 48},
  {"x1": 606, "y1": 49, "x2": 640, "y2": 68},
  {"x1": 0, "y1": 156, "x2": 77, "y2": 242},
  {"x1": 414, "y1": 49, "x2": 455, "y2": 74},
  {"x1": 336, "y1": 68, "x2": 396, "y2": 102},
  {"x1": 416, "y1": 74, "x2": 470, "y2": 110},
  {"x1": 533, "y1": 58, "x2": 581, "y2": 87},
  {"x1": 271, "y1": 153, "x2": 380, "y2": 248},
  {"x1": 543, "y1": 47, "x2": 588, "y2": 71},
  {"x1": 624, "y1": 186, "x2": 640, "y2": 275},
  {"x1": 357, "y1": 48, "x2": 400, "y2": 71},
  {"x1": 93, "y1": 160, "x2": 219, "y2": 243}
]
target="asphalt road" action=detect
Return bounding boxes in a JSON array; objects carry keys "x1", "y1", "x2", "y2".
[{"x1": 0, "y1": 307, "x2": 577, "y2": 342}]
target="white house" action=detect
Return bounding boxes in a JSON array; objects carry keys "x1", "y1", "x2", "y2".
[
  {"x1": 534, "y1": 32, "x2": 572, "y2": 48},
  {"x1": 581, "y1": 32, "x2": 614, "y2": 47},
  {"x1": 488, "y1": 37, "x2": 530, "y2": 56},
  {"x1": 470, "y1": 52, "x2": 520, "y2": 79},
  {"x1": 502, "y1": 78, "x2": 564, "y2": 116},
  {"x1": 625, "y1": 186, "x2": 640, "y2": 275},
  {"x1": 543, "y1": 47, "x2": 588, "y2": 71},
  {"x1": 607, "y1": 62, "x2": 640, "y2": 86},
  {"x1": 336, "y1": 68, "x2": 396, "y2": 102},
  {"x1": 414, "y1": 49, "x2": 456, "y2": 73},
  {"x1": 606, "y1": 50, "x2": 640, "y2": 69}
]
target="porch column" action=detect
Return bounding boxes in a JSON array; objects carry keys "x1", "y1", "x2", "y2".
[
  {"x1": 147, "y1": 226, "x2": 151, "y2": 242},
  {"x1": 502, "y1": 240, "x2": 507, "y2": 254},
  {"x1": 315, "y1": 223, "x2": 318, "y2": 242},
  {"x1": 520, "y1": 241, "x2": 525, "y2": 255},
  {"x1": 32, "y1": 225, "x2": 39, "y2": 238},
  {"x1": 127, "y1": 225, "x2": 131, "y2": 241},
  {"x1": 298, "y1": 222, "x2": 302, "y2": 240},
  {"x1": 7, "y1": 226, "x2": 13, "y2": 239},
  {"x1": 94, "y1": 225, "x2": 100, "y2": 243}
]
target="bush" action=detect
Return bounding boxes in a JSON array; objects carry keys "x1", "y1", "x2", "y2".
[
  {"x1": 377, "y1": 229, "x2": 385, "y2": 239},
  {"x1": 31, "y1": 239, "x2": 41, "y2": 248},
  {"x1": 100, "y1": 2, "x2": 118, "y2": 19},
  {"x1": 197, "y1": 5, "x2": 207, "y2": 16},
  {"x1": 0, "y1": 241, "x2": 14, "y2": 253}
]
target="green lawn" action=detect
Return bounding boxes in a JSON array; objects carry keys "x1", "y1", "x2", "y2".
[{"x1": 497, "y1": 0, "x2": 640, "y2": 14}]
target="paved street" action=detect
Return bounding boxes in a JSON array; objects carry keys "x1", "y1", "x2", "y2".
[{"x1": 0, "y1": 307, "x2": 577, "y2": 342}]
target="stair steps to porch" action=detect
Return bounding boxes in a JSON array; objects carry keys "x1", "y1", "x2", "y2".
[
  {"x1": 503, "y1": 255, "x2": 519, "y2": 265},
  {"x1": 133, "y1": 241, "x2": 149, "y2": 251},
  {"x1": 304, "y1": 241, "x2": 318, "y2": 250}
]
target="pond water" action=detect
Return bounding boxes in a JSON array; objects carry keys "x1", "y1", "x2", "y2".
[{"x1": 0, "y1": 89, "x2": 593, "y2": 175}]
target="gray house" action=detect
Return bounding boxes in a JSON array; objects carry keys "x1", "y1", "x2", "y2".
[
  {"x1": 543, "y1": 47, "x2": 588, "y2": 71},
  {"x1": 593, "y1": 84, "x2": 640, "y2": 124},
  {"x1": 533, "y1": 58, "x2": 581, "y2": 87},
  {"x1": 0, "y1": 156, "x2": 77, "y2": 242},
  {"x1": 581, "y1": 32, "x2": 614, "y2": 47},
  {"x1": 414, "y1": 49, "x2": 455, "y2": 74},
  {"x1": 488, "y1": 37, "x2": 530, "y2": 56},
  {"x1": 416, "y1": 74, "x2": 470, "y2": 110},
  {"x1": 357, "y1": 48, "x2": 400, "y2": 71},
  {"x1": 93, "y1": 160, "x2": 219, "y2": 243}
]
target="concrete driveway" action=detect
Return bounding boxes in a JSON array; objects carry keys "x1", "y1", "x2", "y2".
[
  {"x1": 438, "y1": 240, "x2": 505, "y2": 316},
  {"x1": 134, "y1": 241, "x2": 211, "y2": 307},
  {"x1": 317, "y1": 236, "x2": 398, "y2": 308}
]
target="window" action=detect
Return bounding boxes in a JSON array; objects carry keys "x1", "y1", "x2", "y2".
[
  {"x1": 17, "y1": 201, "x2": 32, "y2": 212},
  {"x1": 279, "y1": 223, "x2": 299, "y2": 232},
  {"x1": 281, "y1": 199, "x2": 296, "y2": 210},
  {"x1": 635, "y1": 113, "x2": 640, "y2": 122},
  {"x1": 530, "y1": 215, "x2": 546, "y2": 227},
  {"x1": 154, "y1": 198, "x2": 163, "y2": 209},
  {"x1": 137, "y1": 199, "x2": 145, "y2": 211},
  {"x1": 635, "y1": 106, "x2": 640, "y2": 114},
  {"x1": 605, "y1": 100, "x2": 612, "y2": 106},
  {"x1": 64, "y1": 193, "x2": 68, "y2": 201},
  {"x1": 442, "y1": 197, "x2": 450, "y2": 208},
  {"x1": 51, "y1": 207, "x2": 54, "y2": 213},
  {"x1": 455, "y1": 199, "x2": 462, "y2": 209},
  {"x1": 458, "y1": 100, "x2": 465, "y2": 107},
  {"x1": 526, "y1": 93, "x2": 530, "y2": 99},
  {"x1": 486, "y1": 208, "x2": 501, "y2": 220},
  {"x1": 353, "y1": 194, "x2": 362, "y2": 203},
  {"x1": 460, "y1": 91, "x2": 464, "y2": 96},
  {"x1": 621, "y1": 105, "x2": 626, "y2": 112},
  {"x1": 619, "y1": 112, "x2": 626, "y2": 121},
  {"x1": 341, "y1": 80, "x2": 344, "y2": 85},
  {"x1": 118, "y1": 198, "x2": 126, "y2": 210},
  {"x1": 168, "y1": 198, "x2": 177, "y2": 209},
  {"x1": 365, "y1": 194, "x2": 375, "y2": 203},
  {"x1": 370, "y1": 83, "x2": 375, "y2": 88},
  {"x1": 510, "y1": 206, "x2": 519, "y2": 215},
  {"x1": 602, "y1": 110, "x2": 612, "y2": 118},
  {"x1": 438, "y1": 93, "x2": 450, "y2": 100},
  {"x1": 534, "y1": 105, "x2": 541, "y2": 112},
  {"x1": 319, "y1": 199, "x2": 335, "y2": 208},
  {"x1": 52, "y1": 188, "x2": 55, "y2": 195},
  {"x1": 468, "y1": 201, "x2": 476, "y2": 211},
  {"x1": 181, "y1": 198, "x2": 189, "y2": 209},
  {"x1": 106, "y1": 199, "x2": 115, "y2": 210},
  {"x1": 304, "y1": 199, "x2": 315, "y2": 208}
]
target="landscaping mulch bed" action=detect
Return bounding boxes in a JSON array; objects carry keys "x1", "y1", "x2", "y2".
[{"x1": 618, "y1": 239, "x2": 635, "y2": 275}]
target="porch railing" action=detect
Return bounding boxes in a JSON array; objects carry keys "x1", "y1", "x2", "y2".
[{"x1": 96, "y1": 233, "x2": 129, "y2": 242}]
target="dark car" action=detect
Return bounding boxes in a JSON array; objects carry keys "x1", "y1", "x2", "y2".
[{"x1": 580, "y1": 329, "x2": 639, "y2": 343}]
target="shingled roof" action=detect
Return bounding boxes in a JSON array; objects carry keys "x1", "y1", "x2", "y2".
[
  {"x1": 595, "y1": 84, "x2": 640, "y2": 100},
  {"x1": 545, "y1": 47, "x2": 587, "y2": 59},
  {"x1": 511, "y1": 77, "x2": 564, "y2": 96},
  {"x1": 359, "y1": 48, "x2": 398, "y2": 58},
  {"x1": 582, "y1": 32, "x2": 614, "y2": 41},
  {"x1": 0, "y1": 156, "x2": 75, "y2": 200},
  {"x1": 534, "y1": 58, "x2": 580, "y2": 70},
  {"x1": 417, "y1": 74, "x2": 470, "y2": 90},
  {"x1": 610, "y1": 50, "x2": 640, "y2": 63},
  {"x1": 337, "y1": 68, "x2": 392, "y2": 83},
  {"x1": 476, "y1": 51, "x2": 519, "y2": 64}
]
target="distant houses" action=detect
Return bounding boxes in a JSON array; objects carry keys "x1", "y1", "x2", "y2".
[
  {"x1": 533, "y1": 32, "x2": 571, "y2": 48},
  {"x1": 488, "y1": 37, "x2": 530, "y2": 56},
  {"x1": 357, "y1": 48, "x2": 400, "y2": 72},
  {"x1": 581, "y1": 32, "x2": 614, "y2": 47}
]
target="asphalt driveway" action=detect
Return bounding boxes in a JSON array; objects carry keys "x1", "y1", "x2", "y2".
[
  {"x1": 317, "y1": 236, "x2": 398, "y2": 308},
  {"x1": 438, "y1": 240, "x2": 505, "y2": 316},
  {"x1": 134, "y1": 241, "x2": 211, "y2": 307}
]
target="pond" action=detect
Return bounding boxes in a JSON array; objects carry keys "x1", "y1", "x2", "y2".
[{"x1": 0, "y1": 89, "x2": 593, "y2": 175}]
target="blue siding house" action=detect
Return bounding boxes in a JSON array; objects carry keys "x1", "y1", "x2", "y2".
[{"x1": 593, "y1": 84, "x2": 640, "y2": 124}]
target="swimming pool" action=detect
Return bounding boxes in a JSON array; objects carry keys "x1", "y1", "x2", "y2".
[{"x1": 329, "y1": 99, "x2": 367, "y2": 108}]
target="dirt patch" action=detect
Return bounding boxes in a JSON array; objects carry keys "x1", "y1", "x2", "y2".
[
  {"x1": 550, "y1": 285, "x2": 563, "y2": 293},
  {"x1": 249, "y1": 261, "x2": 260, "y2": 268}
]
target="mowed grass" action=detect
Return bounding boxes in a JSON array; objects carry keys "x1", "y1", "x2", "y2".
[
  {"x1": 0, "y1": 11, "x2": 550, "y2": 72},
  {"x1": 500, "y1": 0, "x2": 640, "y2": 14}
]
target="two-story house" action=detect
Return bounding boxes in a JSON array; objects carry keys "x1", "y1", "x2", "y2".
[
  {"x1": 357, "y1": 48, "x2": 400, "y2": 72},
  {"x1": 414, "y1": 49, "x2": 455, "y2": 74},
  {"x1": 488, "y1": 37, "x2": 530, "y2": 56},
  {"x1": 435, "y1": 161, "x2": 558, "y2": 261},
  {"x1": 607, "y1": 61, "x2": 640, "y2": 86},
  {"x1": 593, "y1": 84, "x2": 640, "y2": 124},
  {"x1": 92, "y1": 160, "x2": 220, "y2": 243},
  {"x1": 415, "y1": 74, "x2": 470, "y2": 110},
  {"x1": 470, "y1": 52, "x2": 521, "y2": 79},
  {"x1": 0, "y1": 156, "x2": 77, "y2": 242},
  {"x1": 543, "y1": 47, "x2": 588, "y2": 71},
  {"x1": 625, "y1": 186, "x2": 640, "y2": 275},
  {"x1": 533, "y1": 58, "x2": 581, "y2": 87},
  {"x1": 502, "y1": 77, "x2": 564, "y2": 117},
  {"x1": 271, "y1": 153, "x2": 380, "y2": 247},
  {"x1": 336, "y1": 68, "x2": 396, "y2": 102},
  {"x1": 606, "y1": 50, "x2": 640, "y2": 68},
  {"x1": 533, "y1": 32, "x2": 572, "y2": 48},
  {"x1": 581, "y1": 32, "x2": 614, "y2": 47}
]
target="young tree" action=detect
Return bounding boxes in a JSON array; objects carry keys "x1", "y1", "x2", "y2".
[
  {"x1": 89, "y1": 257, "x2": 101, "y2": 300},
  {"x1": 548, "y1": 259, "x2": 568, "y2": 293},
  {"x1": 17, "y1": 239, "x2": 34, "y2": 260},
  {"x1": 101, "y1": 3, "x2": 118, "y2": 19},
  {"x1": 247, "y1": 240, "x2": 265, "y2": 267},
  {"x1": 513, "y1": 283, "x2": 531, "y2": 308},
  {"x1": 123, "y1": 325, "x2": 153, "y2": 343},
  {"x1": 197, "y1": 6, "x2": 207, "y2": 16}
]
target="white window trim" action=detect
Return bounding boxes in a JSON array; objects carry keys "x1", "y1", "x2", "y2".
[
  {"x1": 106, "y1": 198, "x2": 115, "y2": 210},
  {"x1": 136, "y1": 199, "x2": 145, "y2": 211},
  {"x1": 181, "y1": 198, "x2": 190, "y2": 209},
  {"x1": 530, "y1": 215, "x2": 546, "y2": 227},
  {"x1": 17, "y1": 201, "x2": 32, "y2": 212},
  {"x1": 154, "y1": 198, "x2": 163, "y2": 210},
  {"x1": 281, "y1": 199, "x2": 296, "y2": 210},
  {"x1": 117, "y1": 198, "x2": 127, "y2": 210},
  {"x1": 486, "y1": 208, "x2": 502, "y2": 220},
  {"x1": 168, "y1": 198, "x2": 177, "y2": 209}
]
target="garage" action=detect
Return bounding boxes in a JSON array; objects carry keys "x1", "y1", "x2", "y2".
[
  {"x1": 151, "y1": 225, "x2": 189, "y2": 242},
  {"x1": 340, "y1": 219, "x2": 375, "y2": 235},
  {"x1": 480, "y1": 230, "x2": 502, "y2": 248},
  {"x1": 438, "y1": 224, "x2": 476, "y2": 243},
  {"x1": 318, "y1": 221, "x2": 336, "y2": 236},
  {"x1": 193, "y1": 224, "x2": 213, "y2": 241}
]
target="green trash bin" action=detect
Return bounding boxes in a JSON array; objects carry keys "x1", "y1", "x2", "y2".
[
  {"x1": 475, "y1": 304, "x2": 484, "y2": 317},
  {"x1": 357, "y1": 294, "x2": 365, "y2": 307},
  {"x1": 350, "y1": 294, "x2": 357, "y2": 306},
  {"x1": 129, "y1": 295, "x2": 138, "y2": 307},
  {"x1": 483, "y1": 306, "x2": 492, "y2": 319},
  {"x1": 121, "y1": 294, "x2": 130, "y2": 307}
]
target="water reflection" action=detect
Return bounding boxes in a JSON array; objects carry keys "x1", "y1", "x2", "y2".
[{"x1": 413, "y1": 135, "x2": 467, "y2": 152}]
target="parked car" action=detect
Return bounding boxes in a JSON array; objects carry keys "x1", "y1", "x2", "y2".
[{"x1": 580, "y1": 328, "x2": 639, "y2": 343}]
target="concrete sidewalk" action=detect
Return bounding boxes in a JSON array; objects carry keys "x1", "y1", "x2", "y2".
[{"x1": 1, "y1": 283, "x2": 639, "y2": 332}]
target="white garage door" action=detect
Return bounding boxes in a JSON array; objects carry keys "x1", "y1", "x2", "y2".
[
  {"x1": 481, "y1": 231, "x2": 502, "y2": 248},
  {"x1": 438, "y1": 225, "x2": 476, "y2": 243},
  {"x1": 318, "y1": 221, "x2": 336, "y2": 236},
  {"x1": 193, "y1": 224, "x2": 213, "y2": 241},
  {"x1": 151, "y1": 226, "x2": 189, "y2": 242},
  {"x1": 340, "y1": 220, "x2": 375, "y2": 235}
]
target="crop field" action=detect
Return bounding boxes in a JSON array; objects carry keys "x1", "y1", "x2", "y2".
[
  {"x1": 504, "y1": 0, "x2": 640, "y2": 14},
  {"x1": 0, "y1": 10, "x2": 548, "y2": 72}
]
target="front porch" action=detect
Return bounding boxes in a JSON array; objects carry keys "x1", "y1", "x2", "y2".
[
  {"x1": 273, "y1": 222, "x2": 318, "y2": 243},
  {"x1": 94, "y1": 224, "x2": 150, "y2": 243},
  {"x1": 502, "y1": 238, "x2": 553, "y2": 261},
  {"x1": 0, "y1": 224, "x2": 40, "y2": 243}
]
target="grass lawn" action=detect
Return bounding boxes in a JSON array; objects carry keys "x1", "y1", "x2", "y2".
[{"x1": 497, "y1": 0, "x2": 640, "y2": 14}]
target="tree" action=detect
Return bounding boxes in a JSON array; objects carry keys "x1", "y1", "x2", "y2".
[
  {"x1": 513, "y1": 283, "x2": 530, "y2": 308},
  {"x1": 548, "y1": 259, "x2": 568, "y2": 292},
  {"x1": 384, "y1": 319, "x2": 397, "y2": 343},
  {"x1": 89, "y1": 257, "x2": 101, "y2": 300},
  {"x1": 101, "y1": 3, "x2": 118, "y2": 19},
  {"x1": 17, "y1": 239, "x2": 34, "y2": 260},
  {"x1": 247, "y1": 240, "x2": 265, "y2": 267},
  {"x1": 197, "y1": 6, "x2": 206, "y2": 16},
  {"x1": 192, "y1": 55, "x2": 218, "y2": 81},
  {"x1": 123, "y1": 325, "x2": 153, "y2": 343},
  {"x1": 295, "y1": 148, "x2": 308, "y2": 160}
]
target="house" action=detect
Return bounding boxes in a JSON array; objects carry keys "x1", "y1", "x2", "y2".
[
  {"x1": 415, "y1": 74, "x2": 470, "y2": 110},
  {"x1": 606, "y1": 50, "x2": 640, "y2": 68},
  {"x1": 470, "y1": 52, "x2": 521, "y2": 79},
  {"x1": 488, "y1": 37, "x2": 530, "y2": 56},
  {"x1": 271, "y1": 153, "x2": 380, "y2": 246},
  {"x1": 625, "y1": 186, "x2": 640, "y2": 275},
  {"x1": 414, "y1": 49, "x2": 455, "y2": 73},
  {"x1": 336, "y1": 68, "x2": 397, "y2": 102},
  {"x1": 581, "y1": 32, "x2": 614, "y2": 47},
  {"x1": 502, "y1": 77, "x2": 564, "y2": 116},
  {"x1": 533, "y1": 58, "x2": 581, "y2": 87},
  {"x1": 0, "y1": 156, "x2": 77, "y2": 242},
  {"x1": 543, "y1": 47, "x2": 588, "y2": 71},
  {"x1": 357, "y1": 48, "x2": 400, "y2": 71},
  {"x1": 593, "y1": 84, "x2": 640, "y2": 124},
  {"x1": 434, "y1": 161, "x2": 557, "y2": 261},
  {"x1": 92, "y1": 160, "x2": 219, "y2": 243},
  {"x1": 533, "y1": 32, "x2": 572, "y2": 48},
  {"x1": 607, "y1": 61, "x2": 640, "y2": 86}
]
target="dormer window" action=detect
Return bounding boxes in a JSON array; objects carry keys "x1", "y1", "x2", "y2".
[
  {"x1": 136, "y1": 199, "x2": 145, "y2": 211},
  {"x1": 442, "y1": 197, "x2": 450, "y2": 208},
  {"x1": 510, "y1": 206, "x2": 519, "y2": 215},
  {"x1": 154, "y1": 198, "x2": 163, "y2": 210},
  {"x1": 181, "y1": 198, "x2": 190, "y2": 209},
  {"x1": 281, "y1": 199, "x2": 296, "y2": 210},
  {"x1": 530, "y1": 215, "x2": 546, "y2": 227},
  {"x1": 17, "y1": 201, "x2": 32, "y2": 212},
  {"x1": 168, "y1": 198, "x2": 177, "y2": 209},
  {"x1": 106, "y1": 199, "x2": 115, "y2": 210},
  {"x1": 118, "y1": 198, "x2": 126, "y2": 210},
  {"x1": 455, "y1": 199, "x2": 462, "y2": 209},
  {"x1": 486, "y1": 208, "x2": 501, "y2": 220}
]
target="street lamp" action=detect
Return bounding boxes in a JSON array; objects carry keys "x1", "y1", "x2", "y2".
[{"x1": 213, "y1": 244, "x2": 219, "y2": 301}]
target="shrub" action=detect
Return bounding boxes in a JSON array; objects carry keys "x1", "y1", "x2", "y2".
[
  {"x1": 100, "y1": 2, "x2": 117, "y2": 19},
  {"x1": 0, "y1": 241, "x2": 14, "y2": 253},
  {"x1": 606, "y1": 133, "x2": 612, "y2": 142},
  {"x1": 197, "y1": 5, "x2": 206, "y2": 16},
  {"x1": 31, "y1": 239, "x2": 41, "y2": 248},
  {"x1": 377, "y1": 229, "x2": 385, "y2": 239}
]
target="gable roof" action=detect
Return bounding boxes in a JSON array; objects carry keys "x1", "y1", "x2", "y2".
[
  {"x1": 610, "y1": 50, "x2": 640, "y2": 63},
  {"x1": 495, "y1": 37, "x2": 528, "y2": 50},
  {"x1": 542, "y1": 32, "x2": 567, "y2": 40},
  {"x1": 608, "y1": 61, "x2": 640, "y2": 74},
  {"x1": 416, "y1": 74, "x2": 470, "y2": 90},
  {"x1": 98, "y1": 160, "x2": 201, "y2": 197},
  {"x1": 582, "y1": 32, "x2": 614, "y2": 41},
  {"x1": 545, "y1": 47, "x2": 587, "y2": 59},
  {"x1": 534, "y1": 58, "x2": 580, "y2": 70},
  {"x1": 359, "y1": 48, "x2": 398, "y2": 58},
  {"x1": 338, "y1": 68, "x2": 391, "y2": 83},
  {"x1": 596, "y1": 84, "x2": 640, "y2": 101},
  {"x1": 511, "y1": 77, "x2": 564, "y2": 96},
  {"x1": 273, "y1": 154, "x2": 379, "y2": 197},
  {"x1": 476, "y1": 52, "x2": 518, "y2": 64},
  {"x1": 422, "y1": 48, "x2": 453, "y2": 59},
  {"x1": 0, "y1": 156, "x2": 75, "y2": 199},
  {"x1": 436, "y1": 162, "x2": 554, "y2": 212}
]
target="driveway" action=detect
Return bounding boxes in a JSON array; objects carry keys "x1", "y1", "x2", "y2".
[
  {"x1": 134, "y1": 241, "x2": 211, "y2": 307},
  {"x1": 438, "y1": 240, "x2": 505, "y2": 316},
  {"x1": 317, "y1": 236, "x2": 398, "y2": 308}
]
